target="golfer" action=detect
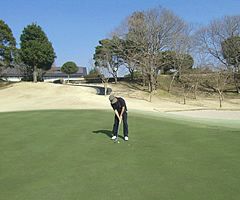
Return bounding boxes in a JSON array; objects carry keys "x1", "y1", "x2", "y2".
[{"x1": 109, "y1": 95, "x2": 129, "y2": 141}]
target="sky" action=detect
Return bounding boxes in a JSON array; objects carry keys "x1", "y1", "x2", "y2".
[{"x1": 1, "y1": 0, "x2": 239, "y2": 73}]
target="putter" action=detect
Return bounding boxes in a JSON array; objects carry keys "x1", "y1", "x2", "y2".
[{"x1": 114, "y1": 120, "x2": 121, "y2": 144}]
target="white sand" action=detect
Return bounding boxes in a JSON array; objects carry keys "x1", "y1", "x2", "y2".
[{"x1": 0, "y1": 82, "x2": 239, "y2": 120}]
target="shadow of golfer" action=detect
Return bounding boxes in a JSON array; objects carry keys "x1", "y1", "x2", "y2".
[
  {"x1": 92, "y1": 130, "x2": 112, "y2": 138},
  {"x1": 92, "y1": 130, "x2": 124, "y2": 139}
]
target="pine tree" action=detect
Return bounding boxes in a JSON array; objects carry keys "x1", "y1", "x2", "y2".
[
  {"x1": 20, "y1": 23, "x2": 56, "y2": 82},
  {"x1": 0, "y1": 20, "x2": 17, "y2": 72}
]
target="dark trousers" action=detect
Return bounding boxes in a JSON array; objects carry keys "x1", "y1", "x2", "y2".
[{"x1": 113, "y1": 111, "x2": 128, "y2": 137}]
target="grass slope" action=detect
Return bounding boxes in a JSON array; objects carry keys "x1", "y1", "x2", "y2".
[{"x1": 0, "y1": 110, "x2": 240, "y2": 200}]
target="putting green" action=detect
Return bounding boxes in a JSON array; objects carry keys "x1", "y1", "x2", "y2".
[{"x1": 0, "y1": 110, "x2": 240, "y2": 200}]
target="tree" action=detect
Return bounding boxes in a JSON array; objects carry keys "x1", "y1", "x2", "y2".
[
  {"x1": 61, "y1": 61, "x2": 79, "y2": 83},
  {"x1": 113, "y1": 37, "x2": 141, "y2": 81},
  {"x1": 93, "y1": 38, "x2": 123, "y2": 84},
  {"x1": 89, "y1": 67, "x2": 100, "y2": 75},
  {"x1": 160, "y1": 51, "x2": 194, "y2": 75},
  {"x1": 97, "y1": 66, "x2": 111, "y2": 96},
  {"x1": 222, "y1": 36, "x2": 240, "y2": 72},
  {"x1": 159, "y1": 51, "x2": 175, "y2": 74},
  {"x1": 221, "y1": 36, "x2": 240, "y2": 93},
  {"x1": 196, "y1": 15, "x2": 240, "y2": 92},
  {"x1": 0, "y1": 20, "x2": 17, "y2": 72},
  {"x1": 213, "y1": 71, "x2": 231, "y2": 108},
  {"x1": 159, "y1": 51, "x2": 194, "y2": 93},
  {"x1": 20, "y1": 23, "x2": 56, "y2": 83},
  {"x1": 202, "y1": 70, "x2": 231, "y2": 108},
  {"x1": 87, "y1": 58, "x2": 99, "y2": 75},
  {"x1": 179, "y1": 76, "x2": 194, "y2": 105},
  {"x1": 112, "y1": 6, "x2": 189, "y2": 101}
]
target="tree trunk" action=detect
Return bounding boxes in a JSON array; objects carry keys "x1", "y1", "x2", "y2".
[
  {"x1": 143, "y1": 74, "x2": 146, "y2": 86},
  {"x1": 149, "y1": 90, "x2": 153, "y2": 102},
  {"x1": 149, "y1": 73, "x2": 156, "y2": 102},
  {"x1": 219, "y1": 96, "x2": 222, "y2": 108},
  {"x1": 184, "y1": 96, "x2": 186, "y2": 104},
  {"x1": 33, "y1": 65, "x2": 37, "y2": 83},
  {"x1": 218, "y1": 89, "x2": 223, "y2": 108},
  {"x1": 182, "y1": 84, "x2": 193, "y2": 105},
  {"x1": 142, "y1": 68, "x2": 146, "y2": 86},
  {"x1": 233, "y1": 73, "x2": 240, "y2": 94},
  {"x1": 101, "y1": 78, "x2": 109, "y2": 96},
  {"x1": 168, "y1": 71, "x2": 178, "y2": 93},
  {"x1": 234, "y1": 61, "x2": 239, "y2": 73},
  {"x1": 193, "y1": 83, "x2": 198, "y2": 99},
  {"x1": 154, "y1": 73, "x2": 158, "y2": 90},
  {"x1": 115, "y1": 71, "x2": 118, "y2": 84},
  {"x1": 178, "y1": 64, "x2": 182, "y2": 80},
  {"x1": 104, "y1": 81, "x2": 107, "y2": 96},
  {"x1": 68, "y1": 75, "x2": 70, "y2": 83},
  {"x1": 131, "y1": 71, "x2": 134, "y2": 81}
]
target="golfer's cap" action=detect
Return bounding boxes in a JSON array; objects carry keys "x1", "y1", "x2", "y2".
[{"x1": 109, "y1": 95, "x2": 116, "y2": 104}]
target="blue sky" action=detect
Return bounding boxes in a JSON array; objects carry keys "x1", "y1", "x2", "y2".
[{"x1": 1, "y1": 0, "x2": 239, "y2": 73}]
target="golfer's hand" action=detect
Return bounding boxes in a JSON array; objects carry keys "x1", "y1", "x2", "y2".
[{"x1": 119, "y1": 116, "x2": 122, "y2": 122}]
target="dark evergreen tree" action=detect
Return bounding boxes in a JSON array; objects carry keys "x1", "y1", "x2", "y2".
[
  {"x1": 20, "y1": 23, "x2": 56, "y2": 82},
  {"x1": 0, "y1": 20, "x2": 17, "y2": 71}
]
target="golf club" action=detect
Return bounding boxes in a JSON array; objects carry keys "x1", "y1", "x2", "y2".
[{"x1": 114, "y1": 120, "x2": 121, "y2": 144}]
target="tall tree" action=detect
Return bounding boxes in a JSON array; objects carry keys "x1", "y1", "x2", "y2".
[
  {"x1": 109, "y1": 37, "x2": 145, "y2": 81},
  {"x1": 196, "y1": 15, "x2": 240, "y2": 92},
  {"x1": 20, "y1": 23, "x2": 56, "y2": 83},
  {"x1": 93, "y1": 38, "x2": 123, "y2": 84},
  {"x1": 61, "y1": 61, "x2": 79, "y2": 83},
  {"x1": 222, "y1": 35, "x2": 240, "y2": 73},
  {"x1": 112, "y1": 6, "x2": 189, "y2": 101},
  {"x1": 0, "y1": 20, "x2": 17, "y2": 72}
]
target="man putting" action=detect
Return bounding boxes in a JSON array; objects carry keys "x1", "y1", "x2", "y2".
[{"x1": 109, "y1": 95, "x2": 129, "y2": 141}]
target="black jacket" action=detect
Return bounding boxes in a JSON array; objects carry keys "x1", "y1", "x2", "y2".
[{"x1": 111, "y1": 97, "x2": 127, "y2": 113}]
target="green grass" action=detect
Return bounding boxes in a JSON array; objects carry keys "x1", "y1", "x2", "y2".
[{"x1": 0, "y1": 110, "x2": 240, "y2": 200}]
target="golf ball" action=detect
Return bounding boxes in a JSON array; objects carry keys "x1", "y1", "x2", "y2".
[{"x1": 117, "y1": 141, "x2": 120, "y2": 144}]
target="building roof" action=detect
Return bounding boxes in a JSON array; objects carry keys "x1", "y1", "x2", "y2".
[{"x1": 1, "y1": 68, "x2": 22, "y2": 77}]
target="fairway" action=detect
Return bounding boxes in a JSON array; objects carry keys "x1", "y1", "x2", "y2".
[{"x1": 0, "y1": 110, "x2": 240, "y2": 200}]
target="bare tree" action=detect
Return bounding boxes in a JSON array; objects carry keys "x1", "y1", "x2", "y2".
[
  {"x1": 181, "y1": 80, "x2": 194, "y2": 105},
  {"x1": 112, "y1": 6, "x2": 189, "y2": 101},
  {"x1": 196, "y1": 15, "x2": 240, "y2": 92},
  {"x1": 191, "y1": 68, "x2": 202, "y2": 99},
  {"x1": 207, "y1": 70, "x2": 231, "y2": 108},
  {"x1": 190, "y1": 51, "x2": 213, "y2": 99},
  {"x1": 215, "y1": 71, "x2": 231, "y2": 108},
  {"x1": 171, "y1": 23, "x2": 195, "y2": 78},
  {"x1": 168, "y1": 71, "x2": 178, "y2": 93}
]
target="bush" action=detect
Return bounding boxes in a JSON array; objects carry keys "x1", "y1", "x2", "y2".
[
  {"x1": 84, "y1": 74, "x2": 101, "y2": 79},
  {"x1": 21, "y1": 76, "x2": 44, "y2": 82},
  {"x1": 125, "y1": 71, "x2": 142, "y2": 78},
  {"x1": 165, "y1": 70, "x2": 174, "y2": 75}
]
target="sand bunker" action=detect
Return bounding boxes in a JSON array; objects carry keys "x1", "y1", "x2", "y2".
[{"x1": 0, "y1": 82, "x2": 239, "y2": 120}]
